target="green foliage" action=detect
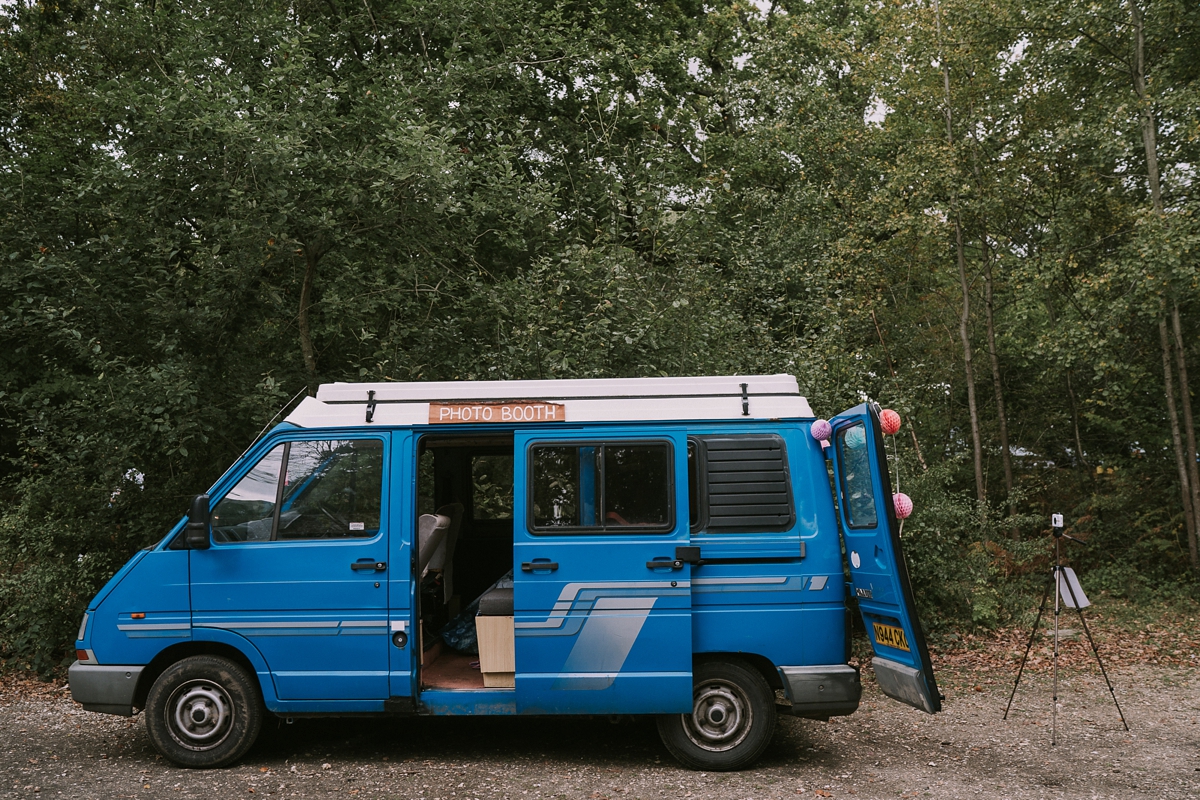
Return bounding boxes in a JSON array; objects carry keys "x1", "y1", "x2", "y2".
[{"x1": 1, "y1": 0, "x2": 1199, "y2": 672}]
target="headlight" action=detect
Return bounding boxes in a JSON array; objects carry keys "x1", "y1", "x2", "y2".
[{"x1": 77, "y1": 612, "x2": 89, "y2": 642}]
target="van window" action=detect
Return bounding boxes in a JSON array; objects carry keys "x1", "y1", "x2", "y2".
[
  {"x1": 836, "y1": 423, "x2": 878, "y2": 528},
  {"x1": 689, "y1": 435, "x2": 795, "y2": 533},
  {"x1": 280, "y1": 439, "x2": 384, "y2": 539},
  {"x1": 530, "y1": 442, "x2": 673, "y2": 533},
  {"x1": 687, "y1": 440, "x2": 701, "y2": 530},
  {"x1": 211, "y1": 444, "x2": 286, "y2": 541},
  {"x1": 211, "y1": 439, "x2": 384, "y2": 542}
]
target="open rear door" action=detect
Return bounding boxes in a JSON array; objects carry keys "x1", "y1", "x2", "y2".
[{"x1": 828, "y1": 403, "x2": 941, "y2": 713}]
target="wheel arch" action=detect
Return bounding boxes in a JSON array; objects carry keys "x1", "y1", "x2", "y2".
[
  {"x1": 133, "y1": 639, "x2": 270, "y2": 711},
  {"x1": 694, "y1": 652, "x2": 783, "y2": 692}
]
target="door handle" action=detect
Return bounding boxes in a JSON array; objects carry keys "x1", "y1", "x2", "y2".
[
  {"x1": 648, "y1": 545, "x2": 703, "y2": 570},
  {"x1": 520, "y1": 561, "x2": 558, "y2": 572},
  {"x1": 351, "y1": 560, "x2": 387, "y2": 572}
]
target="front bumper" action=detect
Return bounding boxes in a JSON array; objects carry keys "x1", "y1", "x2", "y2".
[
  {"x1": 68, "y1": 662, "x2": 145, "y2": 716},
  {"x1": 777, "y1": 664, "x2": 861, "y2": 719}
]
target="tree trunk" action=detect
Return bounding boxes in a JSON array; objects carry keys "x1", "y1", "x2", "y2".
[
  {"x1": 1160, "y1": 318, "x2": 1198, "y2": 568},
  {"x1": 1134, "y1": 4, "x2": 1197, "y2": 566},
  {"x1": 955, "y1": 224, "x2": 986, "y2": 505},
  {"x1": 298, "y1": 246, "x2": 320, "y2": 396},
  {"x1": 1131, "y1": 3, "x2": 1163, "y2": 215},
  {"x1": 983, "y1": 244, "x2": 1015, "y2": 521},
  {"x1": 934, "y1": 0, "x2": 986, "y2": 505},
  {"x1": 1046, "y1": 296, "x2": 1089, "y2": 472},
  {"x1": 1171, "y1": 305, "x2": 1200, "y2": 568},
  {"x1": 1065, "y1": 369, "x2": 1089, "y2": 469},
  {"x1": 871, "y1": 309, "x2": 929, "y2": 471}
]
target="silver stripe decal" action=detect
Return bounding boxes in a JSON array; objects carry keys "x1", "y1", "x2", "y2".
[
  {"x1": 692, "y1": 577, "x2": 788, "y2": 586},
  {"x1": 515, "y1": 581, "x2": 689, "y2": 630},
  {"x1": 551, "y1": 672, "x2": 620, "y2": 679},
  {"x1": 553, "y1": 597, "x2": 656, "y2": 690},
  {"x1": 117, "y1": 624, "x2": 191, "y2": 631},
  {"x1": 273, "y1": 671, "x2": 389, "y2": 679},
  {"x1": 202, "y1": 621, "x2": 339, "y2": 630},
  {"x1": 339, "y1": 620, "x2": 387, "y2": 627}
]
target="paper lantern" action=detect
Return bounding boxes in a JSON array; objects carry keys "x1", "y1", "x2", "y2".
[
  {"x1": 843, "y1": 425, "x2": 867, "y2": 449},
  {"x1": 811, "y1": 419, "x2": 832, "y2": 441},
  {"x1": 893, "y1": 492, "x2": 913, "y2": 520},
  {"x1": 880, "y1": 408, "x2": 901, "y2": 435}
]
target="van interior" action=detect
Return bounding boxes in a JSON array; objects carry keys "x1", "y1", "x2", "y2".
[{"x1": 416, "y1": 435, "x2": 516, "y2": 690}]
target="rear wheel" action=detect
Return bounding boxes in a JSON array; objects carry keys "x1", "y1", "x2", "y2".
[
  {"x1": 145, "y1": 655, "x2": 264, "y2": 768},
  {"x1": 656, "y1": 660, "x2": 777, "y2": 771}
]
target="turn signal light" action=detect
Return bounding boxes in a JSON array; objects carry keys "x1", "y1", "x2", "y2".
[
  {"x1": 76, "y1": 649, "x2": 88, "y2": 661},
  {"x1": 130, "y1": 612, "x2": 146, "y2": 619}
]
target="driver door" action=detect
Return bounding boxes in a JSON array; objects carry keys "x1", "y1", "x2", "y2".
[{"x1": 191, "y1": 434, "x2": 391, "y2": 702}]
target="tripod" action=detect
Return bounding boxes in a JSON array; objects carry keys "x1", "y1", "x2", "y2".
[{"x1": 1003, "y1": 524, "x2": 1129, "y2": 744}]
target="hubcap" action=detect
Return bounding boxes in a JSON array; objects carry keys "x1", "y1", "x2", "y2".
[
  {"x1": 166, "y1": 679, "x2": 234, "y2": 751},
  {"x1": 682, "y1": 678, "x2": 752, "y2": 752}
]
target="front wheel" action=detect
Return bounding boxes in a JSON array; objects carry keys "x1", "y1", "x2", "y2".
[
  {"x1": 145, "y1": 655, "x2": 264, "y2": 768},
  {"x1": 657, "y1": 660, "x2": 777, "y2": 771}
]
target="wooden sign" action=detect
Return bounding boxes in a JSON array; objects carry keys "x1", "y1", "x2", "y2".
[{"x1": 429, "y1": 401, "x2": 566, "y2": 424}]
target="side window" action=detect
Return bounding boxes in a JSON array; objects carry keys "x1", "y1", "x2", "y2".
[
  {"x1": 531, "y1": 445, "x2": 587, "y2": 527},
  {"x1": 690, "y1": 434, "x2": 795, "y2": 533},
  {"x1": 529, "y1": 442, "x2": 673, "y2": 533},
  {"x1": 212, "y1": 445, "x2": 286, "y2": 542},
  {"x1": 687, "y1": 441, "x2": 702, "y2": 530},
  {"x1": 836, "y1": 423, "x2": 878, "y2": 528},
  {"x1": 280, "y1": 440, "x2": 384, "y2": 539},
  {"x1": 605, "y1": 445, "x2": 670, "y2": 526},
  {"x1": 212, "y1": 439, "x2": 384, "y2": 543}
]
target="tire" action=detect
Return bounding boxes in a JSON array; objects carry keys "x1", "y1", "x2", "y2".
[
  {"x1": 656, "y1": 660, "x2": 777, "y2": 771},
  {"x1": 144, "y1": 655, "x2": 264, "y2": 768}
]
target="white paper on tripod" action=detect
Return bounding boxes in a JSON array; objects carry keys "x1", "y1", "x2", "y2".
[{"x1": 1058, "y1": 567, "x2": 1090, "y2": 608}]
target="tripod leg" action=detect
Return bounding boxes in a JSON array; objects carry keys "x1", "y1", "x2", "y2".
[
  {"x1": 1072, "y1": 605, "x2": 1130, "y2": 732},
  {"x1": 1052, "y1": 565, "x2": 1061, "y2": 746},
  {"x1": 1004, "y1": 575, "x2": 1051, "y2": 720}
]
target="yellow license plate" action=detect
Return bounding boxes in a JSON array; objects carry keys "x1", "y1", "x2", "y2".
[{"x1": 873, "y1": 622, "x2": 911, "y2": 652}]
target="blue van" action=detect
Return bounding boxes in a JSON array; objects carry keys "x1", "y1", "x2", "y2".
[{"x1": 69, "y1": 375, "x2": 940, "y2": 770}]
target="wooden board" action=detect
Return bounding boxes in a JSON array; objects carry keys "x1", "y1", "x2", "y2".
[
  {"x1": 475, "y1": 615, "x2": 515, "y2": 688},
  {"x1": 428, "y1": 402, "x2": 565, "y2": 424}
]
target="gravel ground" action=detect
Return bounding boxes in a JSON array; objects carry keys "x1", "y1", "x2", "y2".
[{"x1": 2, "y1": 663, "x2": 1197, "y2": 799}]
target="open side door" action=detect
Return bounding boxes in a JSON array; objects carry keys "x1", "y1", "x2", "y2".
[
  {"x1": 828, "y1": 403, "x2": 941, "y2": 713},
  {"x1": 512, "y1": 428, "x2": 693, "y2": 715}
]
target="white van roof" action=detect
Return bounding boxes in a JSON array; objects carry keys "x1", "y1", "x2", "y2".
[{"x1": 283, "y1": 374, "x2": 813, "y2": 428}]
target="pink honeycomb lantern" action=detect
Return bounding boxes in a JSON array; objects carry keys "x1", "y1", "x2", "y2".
[
  {"x1": 893, "y1": 492, "x2": 913, "y2": 520},
  {"x1": 811, "y1": 419, "x2": 832, "y2": 441},
  {"x1": 880, "y1": 408, "x2": 901, "y2": 435}
]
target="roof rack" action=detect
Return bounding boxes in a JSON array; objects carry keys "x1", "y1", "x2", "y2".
[{"x1": 284, "y1": 374, "x2": 812, "y2": 428}]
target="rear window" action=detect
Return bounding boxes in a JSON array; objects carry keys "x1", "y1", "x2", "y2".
[{"x1": 836, "y1": 423, "x2": 878, "y2": 528}]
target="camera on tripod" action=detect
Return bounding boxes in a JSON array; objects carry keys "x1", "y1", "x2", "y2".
[{"x1": 1003, "y1": 513, "x2": 1128, "y2": 743}]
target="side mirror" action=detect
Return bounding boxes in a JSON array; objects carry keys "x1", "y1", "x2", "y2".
[{"x1": 185, "y1": 494, "x2": 212, "y2": 550}]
